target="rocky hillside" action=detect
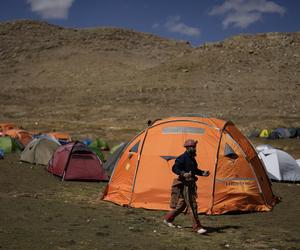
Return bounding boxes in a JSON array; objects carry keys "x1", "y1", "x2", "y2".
[
  {"x1": 0, "y1": 20, "x2": 191, "y2": 66},
  {"x1": 0, "y1": 20, "x2": 299, "y2": 142}
]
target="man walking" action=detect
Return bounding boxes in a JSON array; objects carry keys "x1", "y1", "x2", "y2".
[{"x1": 164, "y1": 139, "x2": 210, "y2": 234}]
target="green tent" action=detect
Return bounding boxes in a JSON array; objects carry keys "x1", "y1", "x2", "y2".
[
  {"x1": 110, "y1": 142, "x2": 126, "y2": 154},
  {"x1": 89, "y1": 147, "x2": 105, "y2": 162},
  {"x1": 88, "y1": 139, "x2": 109, "y2": 162},
  {"x1": 90, "y1": 138, "x2": 109, "y2": 151},
  {"x1": 0, "y1": 136, "x2": 23, "y2": 153}
]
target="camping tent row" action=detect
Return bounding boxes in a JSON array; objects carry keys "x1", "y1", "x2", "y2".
[
  {"x1": 0, "y1": 122, "x2": 73, "y2": 146},
  {"x1": 0, "y1": 123, "x2": 73, "y2": 158},
  {"x1": 0, "y1": 123, "x2": 35, "y2": 146},
  {"x1": 0, "y1": 123, "x2": 109, "y2": 160},
  {"x1": 19, "y1": 138, "x2": 108, "y2": 181},
  {"x1": 256, "y1": 145, "x2": 300, "y2": 182},
  {"x1": 102, "y1": 116, "x2": 278, "y2": 215},
  {"x1": 249, "y1": 127, "x2": 300, "y2": 139},
  {"x1": 20, "y1": 136, "x2": 109, "y2": 166}
]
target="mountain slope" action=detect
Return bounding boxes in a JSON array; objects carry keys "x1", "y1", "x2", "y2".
[{"x1": 0, "y1": 20, "x2": 299, "y2": 141}]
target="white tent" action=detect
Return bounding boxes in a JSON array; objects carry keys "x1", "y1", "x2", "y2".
[
  {"x1": 20, "y1": 137, "x2": 60, "y2": 165},
  {"x1": 256, "y1": 144, "x2": 274, "y2": 152},
  {"x1": 257, "y1": 146, "x2": 300, "y2": 182}
]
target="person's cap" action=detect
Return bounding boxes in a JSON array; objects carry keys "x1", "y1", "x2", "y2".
[{"x1": 183, "y1": 139, "x2": 198, "y2": 147}]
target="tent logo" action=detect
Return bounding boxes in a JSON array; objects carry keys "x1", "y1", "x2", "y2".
[
  {"x1": 216, "y1": 178, "x2": 256, "y2": 186},
  {"x1": 224, "y1": 181, "x2": 253, "y2": 186}
]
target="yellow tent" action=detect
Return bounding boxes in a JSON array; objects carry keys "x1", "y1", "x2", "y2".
[{"x1": 259, "y1": 129, "x2": 270, "y2": 138}]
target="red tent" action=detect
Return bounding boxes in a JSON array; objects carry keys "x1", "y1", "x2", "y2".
[{"x1": 47, "y1": 142, "x2": 108, "y2": 181}]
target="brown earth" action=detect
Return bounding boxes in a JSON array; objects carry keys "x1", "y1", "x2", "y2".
[
  {"x1": 0, "y1": 20, "x2": 300, "y2": 249},
  {"x1": 1, "y1": 153, "x2": 300, "y2": 250}
]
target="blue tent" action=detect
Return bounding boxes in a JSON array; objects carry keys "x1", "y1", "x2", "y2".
[
  {"x1": 273, "y1": 128, "x2": 291, "y2": 138},
  {"x1": 0, "y1": 149, "x2": 4, "y2": 159}
]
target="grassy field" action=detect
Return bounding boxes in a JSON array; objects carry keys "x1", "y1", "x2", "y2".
[{"x1": 0, "y1": 153, "x2": 299, "y2": 250}]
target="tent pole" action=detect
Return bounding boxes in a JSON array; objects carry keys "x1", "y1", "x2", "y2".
[{"x1": 129, "y1": 127, "x2": 150, "y2": 205}]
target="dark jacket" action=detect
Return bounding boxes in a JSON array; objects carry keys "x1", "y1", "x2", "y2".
[{"x1": 172, "y1": 151, "x2": 205, "y2": 178}]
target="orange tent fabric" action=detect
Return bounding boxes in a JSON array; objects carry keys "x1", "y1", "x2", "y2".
[
  {"x1": 0, "y1": 123, "x2": 17, "y2": 133},
  {"x1": 5, "y1": 129, "x2": 32, "y2": 146},
  {"x1": 47, "y1": 132, "x2": 72, "y2": 142},
  {"x1": 102, "y1": 116, "x2": 278, "y2": 215}
]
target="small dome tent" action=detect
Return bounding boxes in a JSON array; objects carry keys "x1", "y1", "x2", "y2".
[
  {"x1": 273, "y1": 128, "x2": 291, "y2": 139},
  {"x1": 0, "y1": 136, "x2": 23, "y2": 153},
  {"x1": 256, "y1": 144, "x2": 275, "y2": 152},
  {"x1": 47, "y1": 132, "x2": 72, "y2": 145},
  {"x1": 257, "y1": 147, "x2": 300, "y2": 182},
  {"x1": 102, "y1": 116, "x2": 277, "y2": 215},
  {"x1": 20, "y1": 137, "x2": 60, "y2": 165},
  {"x1": 87, "y1": 138, "x2": 109, "y2": 162},
  {"x1": 103, "y1": 142, "x2": 127, "y2": 176},
  {"x1": 287, "y1": 128, "x2": 297, "y2": 138},
  {"x1": 48, "y1": 142, "x2": 108, "y2": 181},
  {"x1": 5, "y1": 129, "x2": 32, "y2": 146},
  {"x1": 259, "y1": 129, "x2": 270, "y2": 138}
]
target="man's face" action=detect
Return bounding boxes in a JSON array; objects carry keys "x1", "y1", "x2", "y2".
[{"x1": 187, "y1": 146, "x2": 197, "y2": 156}]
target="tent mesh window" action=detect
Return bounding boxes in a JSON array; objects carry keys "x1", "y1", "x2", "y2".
[
  {"x1": 162, "y1": 127, "x2": 205, "y2": 134},
  {"x1": 224, "y1": 143, "x2": 238, "y2": 159},
  {"x1": 72, "y1": 155, "x2": 94, "y2": 160},
  {"x1": 129, "y1": 141, "x2": 140, "y2": 153}
]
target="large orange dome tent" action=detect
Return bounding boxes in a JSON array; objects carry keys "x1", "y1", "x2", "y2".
[{"x1": 102, "y1": 116, "x2": 278, "y2": 215}]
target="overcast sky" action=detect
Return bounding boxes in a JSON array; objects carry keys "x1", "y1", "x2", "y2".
[{"x1": 0, "y1": 0, "x2": 299, "y2": 46}]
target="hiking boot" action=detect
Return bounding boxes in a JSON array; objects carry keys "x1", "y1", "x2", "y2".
[
  {"x1": 196, "y1": 228, "x2": 207, "y2": 234},
  {"x1": 163, "y1": 219, "x2": 182, "y2": 228}
]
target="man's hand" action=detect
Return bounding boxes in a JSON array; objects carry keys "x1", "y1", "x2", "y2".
[
  {"x1": 203, "y1": 170, "x2": 210, "y2": 177},
  {"x1": 183, "y1": 172, "x2": 192, "y2": 178}
]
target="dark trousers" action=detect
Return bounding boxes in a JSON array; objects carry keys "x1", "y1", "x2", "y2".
[{"x1": 165, "y1": 182, "x2": 202, "y2": 230}]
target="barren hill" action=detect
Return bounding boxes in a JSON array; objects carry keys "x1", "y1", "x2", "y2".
[{"x1": 0, "y1": 20, "x2": 299, "y2": 143}]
